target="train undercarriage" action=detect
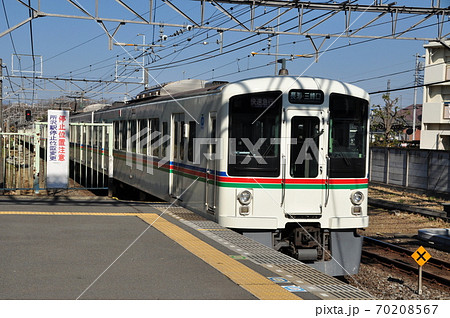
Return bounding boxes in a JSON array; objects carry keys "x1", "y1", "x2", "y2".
[{"x1": 274, "y1": 224, "x2": 331, "y2": 263}]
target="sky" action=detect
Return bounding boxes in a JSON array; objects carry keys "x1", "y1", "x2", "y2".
[{"x1": 1, "y1": 0, "x2": 449, "y2": 108}]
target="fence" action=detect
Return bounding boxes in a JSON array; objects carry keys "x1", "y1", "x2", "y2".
[
  {"x1": 0, "y1": 123, "x2": 113, "y2": 194},
  {"x1": 370, "y1": 147, "x2": 450, "y2": 193}
]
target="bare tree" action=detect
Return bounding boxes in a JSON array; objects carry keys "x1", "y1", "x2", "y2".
[{"x1": 370, "y1": 93, "x2": 408, "y2": 147}]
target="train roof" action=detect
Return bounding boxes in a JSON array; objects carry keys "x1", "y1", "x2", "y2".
[
  {"x1": 125, "y1": 75, "x2": 369, "y2": 106},
  {"x1": 221, "y1": 75, "x2": 369, "y2": 101},
  {"x1": 127, "y1": 79, "x2": 228, "y2": 105}
]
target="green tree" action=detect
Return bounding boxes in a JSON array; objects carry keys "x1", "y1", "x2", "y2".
[{"x1": 370, "y1": 93, "x2": 408, "y2": 147}]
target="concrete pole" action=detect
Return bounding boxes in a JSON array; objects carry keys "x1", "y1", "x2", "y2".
[
  {"x1": 0, "y1": 58, "x2": 3, "y2": 132},
  {"x1": 0, "y1": 58, "x2": 3, "y2": 191},
  {"x1": 413, "y1": 53, "x2": 419, "y2": 141}
]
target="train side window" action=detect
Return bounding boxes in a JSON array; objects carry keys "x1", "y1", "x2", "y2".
[
  {"x1": 174, "y1": 121, "x2": 179, "y2": 160},
  {"x1": 188, "y1": 121, "x2": 196, "y2": 162},
  {"x1": 150, "y1": 118, "x2": 160, "y2": 157},
  {"x1": 290, "y1": 116, "x2": 320, "y2": 178},
  {"x1": 114, "y1": 121, "x2": 119, "y2": 149},
  {"x1": 180, "y1": 121, "x2": 185, "y2": 160},
  {"x1": 130, "y1": 120, "x2": 137, "y2": 153},
  {"x1": 139, "y1": 119, "x2": 148, "y2": 155},
  {"x1": 162, "y1": 122, "x2": 169, "y2": 159},
  {"x1": 104, "y1": 124, "x2": 109, "y2": 152},
  {"x1": 120, "y1": 121, "x2": 127, "y2": 151}
]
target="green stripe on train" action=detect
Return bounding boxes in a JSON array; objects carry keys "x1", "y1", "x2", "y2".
[{"x1": 113, "y1": 153, "x2": 367, "y2": 190}]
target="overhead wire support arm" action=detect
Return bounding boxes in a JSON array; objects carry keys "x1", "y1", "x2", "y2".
[
  {"x1": 211, "y1": 1, "x2": 249, "y2": 31},
  {"x1": 193, "y1": 0, "x2": 450, "y2": 15},
  {"x1": 251, "y1": 51, "x2": 313, "y2": 58},
  {"x1": 303, "y1": 10, "x2": 340, "y2": 34},
  {"x1": 255, "y1": 6, "x2": 294, "y2": 32},
  {"x1": 66, "y1": 0, "x2": 95, "y2": 19},
  {"x1": 0, "y1": 17, "x2": 34, "y2": 39},
  {"x1": 66, "y1": 0, "x2": 123, "y2": 50},
  {"x1": 201, "y1": 0, "x2": 205, "y2": 26},
  {"x1": 163, "y1": 0, "x2": 199, "y2": 27},
  {"x1": 437, "y1": 10, "x2": 446, "y2": 39},
  {"x1": 306, "y1": 35, "x2": 330, "y2": 63},
  {"x1": 115, "y1": 0, "x2": 148, "y2": 23},
  {"x1": 298, "y1": 4, "x2": 304, "y2": 33},
  {"x1": 391, "y1": 9, "x2": 398, "y2": 37},
  {"x1": 99, "y1": 21, "x2": 125, "y2": 50},
  {"x1": 395, "y1": 14, "x2": 434, "y2": 38},
  {"x1": 350, "y1": 12, "x2": 387, "y2": 36},
  {"x1": 0, "y1": 0, "x2": 42, "y2": 38},
  {"x1": 1, "y1": 0, "x2": 449, "y2": 43}
]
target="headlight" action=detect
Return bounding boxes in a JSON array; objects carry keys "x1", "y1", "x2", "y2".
[
  {"x1": 238, "y1": 190, "x2": 252, "y2": 205},
  {"x1": 350, "y1": 191, "x2": 364, "y2": 205}
]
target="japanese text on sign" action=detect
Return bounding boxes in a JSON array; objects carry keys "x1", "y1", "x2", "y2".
[{"x1": 47, "y1": 110, "x2": 70, "y2": 188}]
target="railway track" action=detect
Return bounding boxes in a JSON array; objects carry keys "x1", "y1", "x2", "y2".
[
  {"x1": 368, "y1": 183, "x2": 449, "y2": 222},
  {"x1": 362, "y1": 237, "x2": 450, "y2": 288}
]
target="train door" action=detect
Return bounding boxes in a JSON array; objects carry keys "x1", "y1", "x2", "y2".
[
  {"x1": 205, "y1": 113, "x2": 217, "y2": 214},
  {"x1": 171, "y1": 113, "x2": 185, "y2": 199},
  {"x1": 283, "y1": 110, "x2": 324, "y2": 215}
]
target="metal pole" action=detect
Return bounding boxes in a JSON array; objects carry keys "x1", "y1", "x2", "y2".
[
  {"x1": 34, "y1": 123, "x2": 41, "y2": 194},
  {"x1": 108, "y1": 124, "x2": 114, "y2": 197},
  {"x1": 418, "y1": 265, "x2": 423, "y2": 295},
  {"x1": 275, "y1": 8, "x2": 280, "y2": 75}
]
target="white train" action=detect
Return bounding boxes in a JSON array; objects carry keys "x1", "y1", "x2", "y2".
[{"x1": 72, "y1": 76, "x2": 370, "y2": 276}]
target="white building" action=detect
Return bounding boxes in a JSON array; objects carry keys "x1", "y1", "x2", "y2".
[{"x1": 420, "y1": 40, "x2": 450, "y2": 150}]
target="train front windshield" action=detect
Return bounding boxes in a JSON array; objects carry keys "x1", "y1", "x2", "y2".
[
  {"x1": 328, "y1": 93, "x2": 369, "y2": 178},
  {"x1": 228, "y1": 91, "x2": 282, "y2": 177}
]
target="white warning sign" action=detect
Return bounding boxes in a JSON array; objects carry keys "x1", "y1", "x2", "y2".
[{"x1": 47, "y1": 110, "x2": 70, "y2": 188}]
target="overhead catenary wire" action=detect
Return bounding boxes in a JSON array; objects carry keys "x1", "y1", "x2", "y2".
[
  {"x1": 3, "y1": 1, "x2": 447, "y2": 104},
  {"x1": 0, "y1": 1, "x2": 381, "y2": 99},
  {"x1": 87, "y1": 3, "x2": 273, "y2": 97}
]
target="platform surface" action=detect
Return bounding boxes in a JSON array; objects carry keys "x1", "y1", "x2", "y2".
[{"x1": 0, "y1": 196, "x2": 373, "y2": 300}]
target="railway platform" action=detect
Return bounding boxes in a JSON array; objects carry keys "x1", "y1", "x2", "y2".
[{"x1": 0, "y1": 196, "x2": 373, "y2": 300}]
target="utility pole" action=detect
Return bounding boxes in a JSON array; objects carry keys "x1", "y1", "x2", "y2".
[
  {"x1": 0, "y1": 58, "x2": 2, "y2": 132},
  {"x1": 0, "y1": 58, "x2": 3, "y2": 191},
  {"x1": 412, "y1": 53, "x2": 421, "y2": 141}
]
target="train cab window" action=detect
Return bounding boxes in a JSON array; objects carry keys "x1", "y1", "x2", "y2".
[
  {"x1": 290, "y1": 117, "x2": 320, "y2": 178},
  {"x1": 187, "y1": 121, "x2": 196, "y2": 162},
  {"x1": 120, "y1": 121, "x2": 127, "y2": 151},
  {"x1": 228, "y1": 91, "x2": 282, "y2": 177},
  {"x1": 328, "y1": 93, "x2": 368, "y2": 178},
  {"x1": 139, "y1": 119, "x2": 148, "y2": 155}
]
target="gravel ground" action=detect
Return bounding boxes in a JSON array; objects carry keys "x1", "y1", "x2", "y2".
[{"x1": 346, "y1": 184, "x2": 450, "y2": 300}]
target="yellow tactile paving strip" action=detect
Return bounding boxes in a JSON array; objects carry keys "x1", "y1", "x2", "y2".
[{"x1": 139, "y1": 214, "x2": 302, "y2": 300}]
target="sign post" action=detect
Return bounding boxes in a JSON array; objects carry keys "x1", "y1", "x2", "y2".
[
  {"x1": 411, "y1": 246, "x2": 431, "y2": 295},
  {"x1": 47, "y1": 110, "x2": 70, "y2": 189}
]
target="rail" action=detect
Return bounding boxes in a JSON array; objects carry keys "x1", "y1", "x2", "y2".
[{"x1": 362, "y1": 237, "x2": 450, "y2": 287}]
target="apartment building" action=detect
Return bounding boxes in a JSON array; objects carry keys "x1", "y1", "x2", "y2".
[{"x1": 420, "y1": 40, "x2": 450, "y2": 150}]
